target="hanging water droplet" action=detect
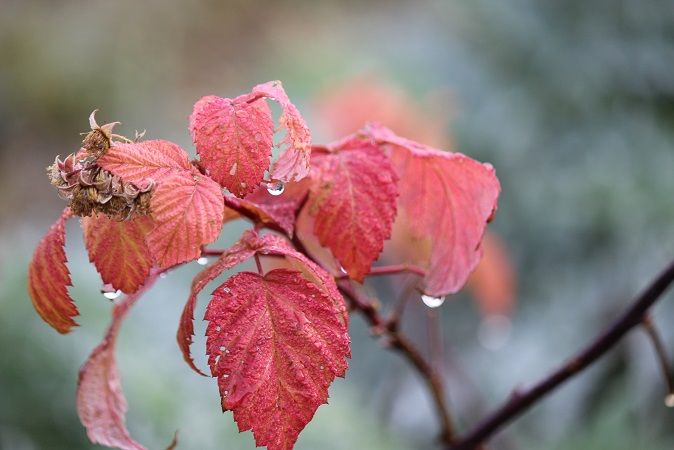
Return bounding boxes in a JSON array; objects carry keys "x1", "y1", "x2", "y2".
[
  {"x1": 665, "y1": 394, "x2": 674, "y2": 408},
  {"x1": 421, "y1": 294, "x2": 445, "y2": 308},
  {"x1": 339, "y1": 265, "x2": 347, "y2": 275},
  {"x1": 159, "y1": 272, "x2": 167, "y2": 279},
  {"x1": 222, "y1": 374, "x2": 230, "y2": 379},
  {"x1": 267, "y1": 180, "x2": 284, "y2": 196},
  {"x1": 197, "y1": 257, "x2": 209, "y2": 266},
  {"x1": 101, "y1": 286, "x2": 122, "y2": 300},
  {"x1": 219, "y1": 346, "x2": 226, "y2": 353}
]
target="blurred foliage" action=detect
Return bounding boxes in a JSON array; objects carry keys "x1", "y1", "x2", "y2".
[{"x1": 2, "y1": 0, "x2": 674, "y2": 449}]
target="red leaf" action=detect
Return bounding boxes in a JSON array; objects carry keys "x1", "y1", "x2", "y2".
[
  {"x1": 98, "y1": 140, "x2": 192, "y2": 186},
  {"x1": 27, "y1": 208, "x2": 78, "y2": 333},
  {"x1": 77, "y1": 278, "x2": 157, "y2": 450},
  {"x1": 250, "y1": 81, "x2": 311, "y2": 182},
  {"x1": 82, "y1": 214, "x2": 154, "y2": 293},
  {"x1": 178, "y1": 230, "x2": 348, "y2": 376},
  {"x1": 189, "y1": 95, "x2": 274, "y2": 197},
  {"x1": 99, "y1": 139, "x2": 225, "y2": 268},
  {"x1": 254, "y1": 233, "x2": 348, "y2": 325},
  {"x1": 205, "y1": 269, "x2": 350, "y2": 450},
  {"x1": 303, "y1": 137, "x2": 398, "y2": 281},
  {"x1": 222, "y1": 180, "x2": 309, "y2": 236},
  {"x1": 177, "y1": 236, "x2": 256, "y2": 375},
  {"x1": 147, "y1": 171, "x2": 225, "y2": 268},
  {"x1": 369, "y1": 124, "x2": 501, "y2": 296}
]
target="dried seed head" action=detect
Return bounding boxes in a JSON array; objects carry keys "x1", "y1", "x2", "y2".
[{"x1": 48, "y1": 111, "x2": 153, "y2": 220}]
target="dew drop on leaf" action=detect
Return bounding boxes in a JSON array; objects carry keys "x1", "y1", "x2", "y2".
[
  {"x1": 421, "y1": 294, "x2": 445, "y2": 308},
  {"x1": 197, "y1": 257, "x2": 209, "y2": 266},
  {"x1": 267, "y1": 180, "x2": 285, "y2": 196}
]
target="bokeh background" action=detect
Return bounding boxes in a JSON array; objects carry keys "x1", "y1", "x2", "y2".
[{"x1": 2, "y1": 1, "x2": 674, "y2": 449}]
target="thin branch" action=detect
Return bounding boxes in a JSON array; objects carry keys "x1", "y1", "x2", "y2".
[
  {"x1": 450, "y1": 257, "x2": 674, "y2": 450},
  {"x1": 335, "y1": 264, "x2": 427, "y2": 279},
  {"x1": 642, "y1": 315, "x2": 674, "y2": 404},
  {"x1": 338, "y1": 280, "x2": 457, "y2": 445}
]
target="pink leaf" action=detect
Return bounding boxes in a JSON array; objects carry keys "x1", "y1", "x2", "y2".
[
  {"x1": 177, "y1": 236, "x2": 257, "y2": 375},
  {"x1": 147, "y1": 171, "x2": 225, "y2": 268},
  {"x1": 304, "y1": 136, "x2": 399, "y2": 281},
  {"x1": 82, "y1": 214, "x2": 154, "y2": 294},
  {"x1": 205, "y1": 268, "x2": 350, "y2": 450},
  {"x1": 77, "y1": 277, "x2": 157, "y2": 450},
  {"x1": 368, "y1": 124, "x2": 501, "y2": 296},
  {"x1": 98, "y1": 140, "x2": 192, "y2": 186},
  {"x1": 250, "y1": 81, "x2": 311, "y2": 182},
  {"x1": 189, "y1": 95, "x2": 274, "y2": 197},
  {"x1": 27, "y1": 208, "x2": 78, "y2": 333}
]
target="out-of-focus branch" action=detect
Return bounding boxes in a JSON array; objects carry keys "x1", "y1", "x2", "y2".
[
  {"x1": 450, "y1": 257, "x2": 674, "y2": 450},
  {"x1": 338, "y1": 280, "x2": 457, "y2": 445}
]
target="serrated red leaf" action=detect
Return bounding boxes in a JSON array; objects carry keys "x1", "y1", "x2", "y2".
[
  {"x1": 27, "y1": 208, "x2": 78, "y2": 333},
  {"x1": 368, "y1": 124, "x2": 501, "y2": 296},
  {"x1": 222, "y1": 180, "x2": 309, "y2": 236},
  {"x1": 147, "y1": 171, "x2": 225, "y2": 268},
  {"x1": 77, "y1": 278, "x2": 156, "y2": 450},
  {"x1": 82, "y1": 214, "x2": 154, "y2": 294},
  {"x1": 189, "y1": 95, "x2": 274, "y2": 197},
  {"x1": 250, "y1": 81, "x2": 311, "y2": 182},
  {"x1": 177, "y1": 237, "x2": 256, "y2": 375},
  {"x1": 304, "y1": 137, "x2": 398, "y2": 281},
  {"x1": 205, "y1": 268, "x2": 349, "y2": 450},
  {"x1": 98, "y1": 140, "x2": 192, "y2": 185}
]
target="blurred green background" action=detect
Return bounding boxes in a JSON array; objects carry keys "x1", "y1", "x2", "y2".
[{"x1": 2, "y1": 0, "x2": 674, "y2": 449}]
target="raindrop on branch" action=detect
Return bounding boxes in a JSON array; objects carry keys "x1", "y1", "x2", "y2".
[{"x1": 197, "y1": 257, "x2": 209, "y2": 266}]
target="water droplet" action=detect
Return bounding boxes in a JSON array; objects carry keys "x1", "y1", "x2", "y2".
[
  {"x1": 665, "y1": 394, "x2": 674, "y2": 408},
  {"x1": 223, "y1": 390, "x2": 229, "y2": 395},
  {"x1": 267, "y1": 180, "x2": 284, "y2": 196},
  {"x1": 421, "y1": 294, "x2": 445, "y2": 308},
  {"x1": 159, "y1": 273, "x2": 167, "y2": 279},
  {"x1": 477, "y1": 315, "x2": 512, "y2": 351},
  {"x1": 101, "y1": 288, "x2": 122, "y2": 300},
  {"x1": 222, "y1": 287, "x2": 231, "y2": 294},
  {"x1": 215, "y1": 326, "x2": 221, "y2": 332},
  {"x1": 219, "y1": 346, "x2": 226, "y2": 352},
  {"x1": 229, "y1": 162, "x2": 237, "y2": 176},
  {"x1": 339, "y1": 266, "x2": 347, "y2": 275},
  {"x1": 223, "y1": 374, "x2": 230, "y2": 379},
  {"x1": 197, "y1": 257, "x2": 208, "y2": 266}
]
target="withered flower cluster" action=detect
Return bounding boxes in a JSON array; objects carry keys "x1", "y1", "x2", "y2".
[{"x1": 47, "y1": 111, "x2": 152, "y2": 220}]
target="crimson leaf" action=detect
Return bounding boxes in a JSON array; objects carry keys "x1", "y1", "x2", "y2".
[
  {"x1": 27, "y1": 208, "x2": 78, "y2": 333},
  {"x1": 190, "y1": 95, "x2": 274, "y2": 197},
  {"x1": 205, "y1": 268, "x2": 349, "y2": 450},
  {"x1": 302, "y1": 136, "x2": 398, "y2": 281},
  {"x1": 82, "y1": 214, "x2": 154, "y2": 293}
]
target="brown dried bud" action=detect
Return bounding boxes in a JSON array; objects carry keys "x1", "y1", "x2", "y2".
[{"x1": 81, "y1": 110, "x2": 121, "y2": 158}]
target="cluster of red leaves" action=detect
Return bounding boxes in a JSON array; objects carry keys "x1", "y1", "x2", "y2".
[{"x1": 28, "y1": 80, "x2": 500, "y2": 450}]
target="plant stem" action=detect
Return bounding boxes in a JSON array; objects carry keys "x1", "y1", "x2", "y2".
[
  {"x1": 449, "y1": 257, "x2": 674, "y2": 450},
  {"x1": 338, "y1": 280, "x2": 457, "y2": 445},
  {"x1": 335, "y1": 264, "x2": 427, "y2": 279}
]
